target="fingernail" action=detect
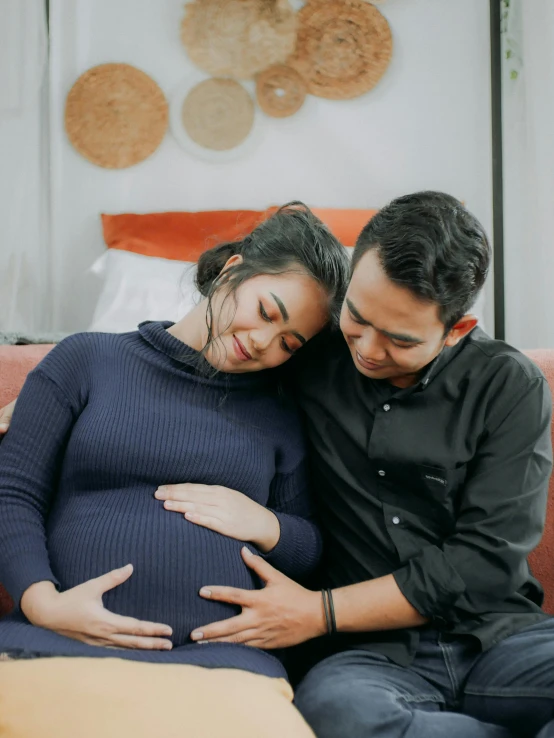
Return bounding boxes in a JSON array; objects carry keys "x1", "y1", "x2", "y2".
[
  {"x1": 163, "y1": 627, "x2": 173, "y2": 636},
  {"x1": 242, "y1": 546, "x2": 253, "y2": 557},
  {"x1": 185, "y1": 512, "x2": 196, "y2": 521},
  {"x1": 191, "y1": 631, "x2": 203, "y2": 641},
  {"x1": 155, "y1": 488, "x2": 166, "y2": 499},
  {"x1": 121, "y1": 563, "x2": 132, "y2": 572},
  {"x1": 163, "y1": 642, "x2": 173, "y2": 650},
  {"x1": 164, "y1": 501, "x2": 174, "y2": 509},
  {"x1": 0, "y1": 424, "x2": 8, "y2": 432},
  {"x1": 199, "y1": 588, "x2": 212, "y2": 597}
]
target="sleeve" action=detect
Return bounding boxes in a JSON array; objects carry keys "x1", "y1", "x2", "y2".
[
  {"x1": 0, "y1": 339, "x2": 87, "y2": 607},
  {"x1": 393, "y1": 374, "x2": 553, "y2": 625},
  {"x1": 260, "y1": 399, "x2": 322, "y2": 582},
  {"x1": 262, "y1": 458, "x2": 323, "y2": 582}
]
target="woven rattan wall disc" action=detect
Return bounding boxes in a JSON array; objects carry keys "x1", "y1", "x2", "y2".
[
  {"x1": 181, "y1": 0, "x2": 297, "y2": 80},
  {"x1": 181, "y1": 78, "x2": 255, "y2": 151},
  {"x1": 290, "y1": 0, "x2": 392, "y2": 100},
  {"x1": 65, "y1": 64, "x2": 168, "y2": 169},
  {"x1": 256, "y1": 64, "x2": 307, "y2": 118}
]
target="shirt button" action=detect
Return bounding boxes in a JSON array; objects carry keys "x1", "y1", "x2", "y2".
[
  {"x1": 383, "y1": 404, "x2": 391, "y2": 412},
  {"x1": 392, "y1": 516, "x2": 400, "y2": 525},
  {"x1": 378, "y1": 470, "x2": 386, "y2": 477}
]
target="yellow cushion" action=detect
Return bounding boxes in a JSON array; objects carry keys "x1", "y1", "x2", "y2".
[{"x1": 0, "y1": 658, "x2": 315, "y2": 738}]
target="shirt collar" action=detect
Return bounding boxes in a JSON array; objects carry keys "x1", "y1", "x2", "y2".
[{"x1": 413, "y1": 327, "x2": 478, "y2": 392}]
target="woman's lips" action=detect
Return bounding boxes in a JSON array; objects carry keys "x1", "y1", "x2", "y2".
[
  {"x1": 233, "y1": 335, "x2": 252, "y2": 361},
  {"x1": 356, "y1": 352, "x2": 383, "y2": 371}
]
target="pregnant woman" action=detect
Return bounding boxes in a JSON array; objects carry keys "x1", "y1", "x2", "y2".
[{"x1": 0, "y1": 203, "x2": 349, "y2": 680}]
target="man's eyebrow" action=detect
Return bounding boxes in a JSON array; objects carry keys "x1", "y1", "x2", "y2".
[
  {"x1": 270, "y1": 292, "x2": 289, "y2": 322},
  {"x1": 346, "y1": 298, "x2": 424, "y2": 345},
  {"x1": 270, "y1": 292, "x2": 306, "y2": 345}
]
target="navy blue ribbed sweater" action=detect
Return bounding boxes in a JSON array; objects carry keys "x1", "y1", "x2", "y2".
[{"x1": 0, "y1": 322, "x2": 321, "y2": 678}]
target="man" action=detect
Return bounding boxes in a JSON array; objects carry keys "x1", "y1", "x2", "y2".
[
  {"x1": 186, "y1": 192, "x2": 554, "y2": 737},
  {"x1": 1, "y1": 192, "x2": 553, "y2": 736}
]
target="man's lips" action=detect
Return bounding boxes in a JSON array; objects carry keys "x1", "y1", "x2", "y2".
[
  {"x1": 233, "y1": 335, "x2": 252, "y2": 361},
  {"x1": 356, "y1": 351, "x2": 383, "y2": 371}
]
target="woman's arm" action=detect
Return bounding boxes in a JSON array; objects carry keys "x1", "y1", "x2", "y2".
[{"x1": 0, "y1": 368, "x2": 75, "y2": 602}]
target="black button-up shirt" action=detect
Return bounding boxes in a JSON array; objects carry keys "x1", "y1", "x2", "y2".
[{"x1": 292, "y1": 326, "x2": 553, "y2": 666}]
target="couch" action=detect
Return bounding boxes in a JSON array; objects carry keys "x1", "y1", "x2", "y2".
[{"x1": 0, "y1": 344, "x2": 553, "y2": 618}]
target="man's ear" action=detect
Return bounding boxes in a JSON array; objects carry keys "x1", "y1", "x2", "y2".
[{"x1": 444, "y1": 314, "x2": 478, "y2": 347}]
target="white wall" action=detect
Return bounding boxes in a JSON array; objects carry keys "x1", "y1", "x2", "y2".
[
  {"x1": 49, "y1": 0, "x2": 493, "y2": 332},
  {"x1": 502, "y1": 0, "x2": 554, "y2": 350}
]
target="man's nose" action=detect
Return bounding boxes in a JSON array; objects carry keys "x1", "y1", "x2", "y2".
[{"x1": 357, "y1": 327, "x2": 387, "y2": 361}]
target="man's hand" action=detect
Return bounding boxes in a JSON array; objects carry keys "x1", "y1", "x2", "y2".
[
  {"x1": 190, "y1": 547, "x2": 326, "y2": 648},
  {"x1": 21, "y1": 565, "x2": 173, "y2": 650},
  {"x1": 155, "y1": 484, "x2": 281, "y2": 553},
  {"x1": 0, "y1": 398, "x2": 16, "y2": 434}
]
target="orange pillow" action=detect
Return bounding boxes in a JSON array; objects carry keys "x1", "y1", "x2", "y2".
[
  {"x1": 101, "y1": 208, "x2": 377, "y2": 262},
  {"x1": 101, "y1": 210, "x2": 272, "y2": 262},
  {"x1": 312, "y1": 208, "x2": 377, "y2": 248}
]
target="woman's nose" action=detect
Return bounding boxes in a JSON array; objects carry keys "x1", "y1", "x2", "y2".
[{"x1": 249, "y1": 327, "x2": 274, "y2": 353}]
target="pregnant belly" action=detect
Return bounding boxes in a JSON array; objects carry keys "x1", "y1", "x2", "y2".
[{"x1": 47, "y1": 493, "x2": 258, "y2": 646}]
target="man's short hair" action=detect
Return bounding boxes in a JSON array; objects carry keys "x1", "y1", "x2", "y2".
[{"x1": 352, "y1": 192, "x2": 491, "y2": 331}]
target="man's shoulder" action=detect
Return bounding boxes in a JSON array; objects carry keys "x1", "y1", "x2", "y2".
[{"x1": 463, "y1": 327, "x2": 546, "y2": 385}]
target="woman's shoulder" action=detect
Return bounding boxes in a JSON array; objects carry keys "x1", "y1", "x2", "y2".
[{"x1": 34, "y1": 330, "x2": 138, "y2": 384}]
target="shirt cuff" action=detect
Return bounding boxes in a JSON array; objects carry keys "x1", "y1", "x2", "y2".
[
  {"x1": 260, "y1": 510, "x2": 322, "y2": 581},
  {"x1": 392, "y1": 545, "x2": 466, "y2": 623},
  {"x1": 2, "y1": 552, "x2": 59, "y2": 610}
]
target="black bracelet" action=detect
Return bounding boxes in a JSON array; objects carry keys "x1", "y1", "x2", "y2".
[
  {"x1": 326, "y1": 588, "x2": 337, "y2": 634},
  {"x1": 321, "y1": 589, "x2": 332, "y2": 635}
]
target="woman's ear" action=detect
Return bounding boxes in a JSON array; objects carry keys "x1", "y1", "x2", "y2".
[{"x1": 220, "y1": 254, "x2": 243, "y2": 274}]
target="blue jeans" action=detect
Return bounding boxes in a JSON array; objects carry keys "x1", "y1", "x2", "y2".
[{"x1": 295, "y1": 619, "x2": 554, "y2": 738}]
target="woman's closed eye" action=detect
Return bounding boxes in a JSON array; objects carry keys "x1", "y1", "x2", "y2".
[
  {"x1": 259, "y1": 301, "x2": 272, "y2": 323},
  {"x1": 259, "y1": 301, "x2": 295, "y2": 355}
]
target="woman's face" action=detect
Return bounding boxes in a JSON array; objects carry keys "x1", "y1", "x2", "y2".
[{"x1": 204, "y1": 263, "x2": 329, "y2": 373}]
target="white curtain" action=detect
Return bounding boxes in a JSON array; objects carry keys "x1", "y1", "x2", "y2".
[
  {"x1": 0, "y1": 0, "x2": 51, "y2": 333},
  {"x1": 503, "y1": 0, "x2": 554, "y2": 348}
]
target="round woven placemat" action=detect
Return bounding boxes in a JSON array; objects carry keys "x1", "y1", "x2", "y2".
[
  {"x1": 181, "y1": 78, "x2": 255, "y2": 151},
  {"x1": 65, "y1": 63, "x2": 168, "y2": 169},
  {"x1": 181, "y1": 0, "x2": 297, "y2": 80},
  {"x1": 256, "y1": 64, "x2": 307, "y2": 118},
  {"x1": 290, "y1": 0, "x2": 393, "y2": 100}
]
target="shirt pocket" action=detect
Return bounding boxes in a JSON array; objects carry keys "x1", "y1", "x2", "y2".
[{"x1": 416, "y1": 463, "x2": 468, "y2": 517}]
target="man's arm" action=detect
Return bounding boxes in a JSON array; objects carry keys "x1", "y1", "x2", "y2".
[
  {"x1": 190, "y1": 547, "x2": 426, "y2": 648},
  {"x1": 392, "y1": 373, "x2": 552, "y2": 626},
  {"x1": 192, "y1": 372, "x2": 552, "y2": 648}
]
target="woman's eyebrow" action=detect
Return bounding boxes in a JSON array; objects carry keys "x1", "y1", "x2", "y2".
[
  {"x1": 269, "y1": 292, "x2": 306, "y2": 344},
  {"x1": 270, "y1": 292, "x2": 289, "y2": 322}
]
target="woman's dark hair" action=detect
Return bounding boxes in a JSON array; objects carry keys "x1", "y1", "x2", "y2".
[
  {"x1": 352, "y1": 191, "x2": 491, "y2": 332},
  {"x1": 195, "y1": 202, "x2": 350, "y2": 361}
]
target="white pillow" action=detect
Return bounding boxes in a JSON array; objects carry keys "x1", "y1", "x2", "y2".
[{"x1": 88, "y1": 249, "x2": 200, "y2": 333}]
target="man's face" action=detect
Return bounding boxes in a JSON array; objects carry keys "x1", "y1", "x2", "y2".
[{"x1": 340, "y1": 249, "x2": 475, "y2": 388}]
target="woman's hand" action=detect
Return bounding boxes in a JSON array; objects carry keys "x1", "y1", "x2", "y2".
[
  {"x1": 155, "y1": 484, "x2": 281, "y2": 553},
  {"x1": 0, "y1": 398, "x2": 16, "y2": 434},
  {"x1": 21, "y1": 565, "x2": 173, "y2": 650}
]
